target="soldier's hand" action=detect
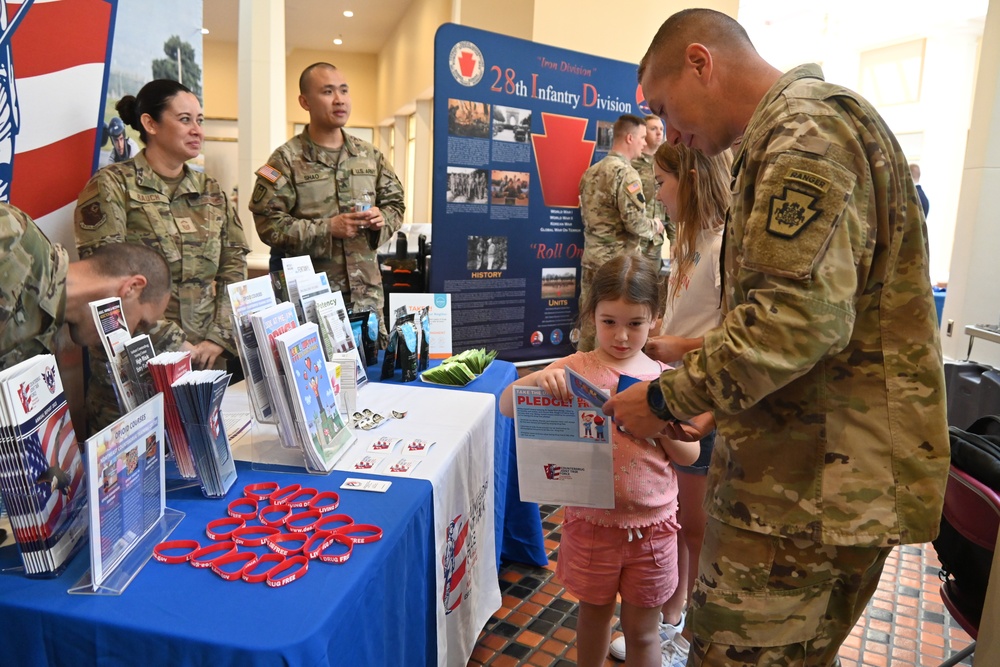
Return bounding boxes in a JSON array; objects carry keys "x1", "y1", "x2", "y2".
[
  {"x1": 603, "y1": 381, "x2": 670, "y2": 439},
  {"x1": 190, "y1": 340, "x2": 225, "y2": 370},
  {"x1": 329, "y1": 212, "x2": 369, "y2": 239},
  {"x1": 358, "y1": 206, "x2": 386, "y2": 231}
]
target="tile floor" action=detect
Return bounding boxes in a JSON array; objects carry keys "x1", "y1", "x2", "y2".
[{"x1": 468, "y1": 504, "x2": 975, "y2": 667}]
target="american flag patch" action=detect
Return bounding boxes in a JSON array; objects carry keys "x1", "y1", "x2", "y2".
[
  {"x1": 626, "y1": 181, "x2": 641, "y2": 195},
  {"x1": 256, "y1": 164, "x2": 282, "y2": 183}
]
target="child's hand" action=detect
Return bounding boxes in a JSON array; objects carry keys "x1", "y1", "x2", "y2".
[
  {"x1": 534, "y1": 367, "x2": 571, "y2": 401},
  {"x1": 658, "y1": 412, "x2": 715, "y2": 441}
]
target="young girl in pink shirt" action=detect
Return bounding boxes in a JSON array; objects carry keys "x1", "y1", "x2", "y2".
[{"x1": 501, "y1": 255, "x2": 699, "y2": 667}]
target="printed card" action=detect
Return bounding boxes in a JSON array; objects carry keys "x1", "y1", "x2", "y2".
[
  {"x1": 383, "y1": 457, "x2": 421, "y2": 476},
  {"x1": 349, "y1": 455, "x2": 383, "y2": 472},
  {"x1": 367, "y1": 436, "x2": 401, "y2": 454},
  {"x1": 403, "y1": 438, "x2": 435, "y2": 457},
  {"x1": 340, "y1": 478, "x2": 392, "y2": 493}
]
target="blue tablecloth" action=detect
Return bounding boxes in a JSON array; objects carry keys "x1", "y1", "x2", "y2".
[
  {"x1": 374, "y1": 355, "x2": 547, "y2": 567},
  {"x1": 0, "y1": 463, "x2": 436, "y2": 667}
]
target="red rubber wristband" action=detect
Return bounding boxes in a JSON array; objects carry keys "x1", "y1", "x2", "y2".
[
  {"x1": 317, "y1": 533, "x2": 354, "y2": 564},
  {"x1": 266, "y1": 555, "x2": 309, "y2": 587},
  {"x1": 282, "y1": 487, "x2": 318, "y2": 508},
  {"x1": 258, "y1": 504, "x2": 293, "y2": 527},
  {"x1": 285, "y1": 509, "x2": 322, "y2": 533},
  {"x1": 308, "y1": 491, "x2": 340, "y2": 513},
  {"x1": 190, "y1": 541, "x2": 237, "y2": 568},
  {"x1": 153, "y1": 539, "x2": 201, "y2": 564},
  {"x1": 266, "y1": 532, "x2": 308, "y2": 557},
  {"x1": 335, "y1": 523, "x2": 384, "y2": 544},
  {"x1": 231, "y1": 525, "x2": 280, "y2": 547},
  {"x1": 242, "y1": 552, "x2": 286, "y2": 583},
  {"x1": 303, "y1": 530, "x2": 334, "y2": 559},
  {"x1": 227, "y1": 497, "x2": 259, "y2": 520},
  {"x1": 270, "y1": 484, "x2": 303, "y2": 505},
  {"x1": 314, "y1": 513, "x2": 354, "y2": 533},
  {"x1": 210, "y1": 551, "x2": 259, "y2": 581},
  {"x1": 206, "y1": 516, "x2": 245, "y2": 541},
  {"x1": 243, "y1": 481, "x2": 280, "y2": 502}
]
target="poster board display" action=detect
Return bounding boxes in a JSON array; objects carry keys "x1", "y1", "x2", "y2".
[{"x1": 430, "y1": 23, "x2": 648, "y2": 362}]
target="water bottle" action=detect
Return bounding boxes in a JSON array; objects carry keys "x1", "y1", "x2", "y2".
[{"x1": 354, "y1": 192, "x2": 372, "y2": 213}]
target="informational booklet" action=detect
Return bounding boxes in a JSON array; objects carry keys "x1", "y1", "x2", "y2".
[
  {"x1": 84, "y1": 393, "x2": 165, "y2": 590},
  {"x1": 147, "y1": 351, "x2": 196, "y2": 478},
  {"x1": 0, "y1": 355, "x2": 88, "y2": 576},
  {"x1": 311, "y1": 290, "x2": 368, "y2": 401},
  {"x1": 512, "y1": 367, "x2": 614, "y2": 509},
  {"x1": 280, "y1": 255, "x2": 316, "y2": 321},
  {"x1": 275, "y1": 323, "x2": 356, "y2": 472},
  {"x1": 89, "y1": 297, "x2": 138, "y2": 412},
  {"x1": 388, "y1": 293, "x2": 453, "y2": 359},
  {"x1": 123, "y1": 334, "x2": 157, "y2": 403},
  {"x1": 295, "y1": 272, "x2": 331, "y2": 323},
  {"x1": 227, "y1": 276, "x2": 278, "y2": 423},
  {"x1": 250, "y1": 302, "x2": 301, "y2": 450},
  {"x1": 170, "y1": 370, "x2": 237, "y2": 497}
]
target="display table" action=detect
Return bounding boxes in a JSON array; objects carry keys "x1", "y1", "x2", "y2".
[
  {"x1": 230, "y1": 381, "x2": 502, "y2": 666},
  {"x1": 376, "y1": 356, "x2": 548, "y2": 568},
  {"x1": 0, "y1": 463, "x2": 436, "y2": 667}
]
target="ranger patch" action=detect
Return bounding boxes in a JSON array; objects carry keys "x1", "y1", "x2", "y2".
[
  {"x1": 79, "y1": 202, "x2": 106, "y2": 230},
  {"x1": 767, "y1": 188, "x2": 821, "y2": 238},
  {"x1": 256, "y1": 164, "x2": 281, "y2": 183},
  {"x1": 785, "y1": 169, "x2": 830, "y2": 193}
]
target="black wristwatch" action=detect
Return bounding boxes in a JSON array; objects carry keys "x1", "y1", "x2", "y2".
[{"x1": 647, "y1": 381, "x2": 676, "y2": 422}]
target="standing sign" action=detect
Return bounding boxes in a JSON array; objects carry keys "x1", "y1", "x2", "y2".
[{"x1": 431, "y1": 23, "x2": 647, "y2": 363}]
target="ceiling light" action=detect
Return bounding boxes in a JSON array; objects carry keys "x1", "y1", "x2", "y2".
[
  {"x1": 200, "y1": 27, "x2": 210, "y2": 34},
  {"x1": 333, "y1": 36, "x2": 343, "y2": 45},
  {"x1": 343, "y1": 10, "x2": 354, "y2": 17}
]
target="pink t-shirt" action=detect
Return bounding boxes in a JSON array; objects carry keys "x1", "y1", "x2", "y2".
[{"x1": 545, "y1": 351, "x2": 678, "y2": 529}]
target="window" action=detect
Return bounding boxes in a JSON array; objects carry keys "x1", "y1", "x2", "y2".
[{"x1": 859, "y1": 39, "x2": 925, "y2": 106}]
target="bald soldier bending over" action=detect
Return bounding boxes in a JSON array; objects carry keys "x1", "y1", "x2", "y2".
[{"x1": 604, "y1": 9, "x2": 948, "y2": 667}]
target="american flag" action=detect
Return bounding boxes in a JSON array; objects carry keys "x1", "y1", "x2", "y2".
[
  {"x1": 21, "y1": 401, "x2": 85, "y2": 541},
  {"x1": 442, "y1": 513, "x2": 470, "y2": 614},
  {"x1": 544, "y1": 463, "x2": 562, "y2": 480},
  {"x1": 7, "y1": 0, "x2": 115, "y2": 246}
]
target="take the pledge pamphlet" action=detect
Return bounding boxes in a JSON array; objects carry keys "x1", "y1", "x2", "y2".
[{"x1": 511, "y1": 367, "x2": 614, "y2": 509}]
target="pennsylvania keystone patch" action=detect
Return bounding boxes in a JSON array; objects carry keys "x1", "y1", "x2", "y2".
[{"x1": 767, "y1": 188, "x2": 821, "y2": 238}]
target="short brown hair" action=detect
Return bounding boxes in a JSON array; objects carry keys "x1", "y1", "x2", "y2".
[
  {"x1": 638, "y1": 8, "x2": 754, "y2": 83},
  {"x1": 580, "y1": 255, "x2": 661, "y2": 324},
  {"x1": 613, "y1": 114, "x2": 645, "y2": 142},
  {"x1": 86, "y1": 243, "x2": 172, "y2": 304}
]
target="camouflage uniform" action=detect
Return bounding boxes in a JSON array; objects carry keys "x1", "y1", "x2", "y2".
[
  {"x1": 248, "y1": 128, "x2": 405, "y2": 344},
  {"x1": 653, "y1": 65, "x2": 950, "y2": 662},
  {"x1": 75, "y1": 150, "x2": 249, "y2": 434},
  {"x1": 631, "y1": 151, "x2": 671, "y2": 265},
  {"x1": 577, "y1": 151, "x2": 659, "y2": 351},
  {"x1": 0, "y1": 205, "x2": 67, "y2": 369}
]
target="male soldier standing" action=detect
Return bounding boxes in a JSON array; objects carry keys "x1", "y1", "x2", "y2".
[
  {"x1": 250, "y1": 63, "x2": 405, "y2": 344},
  {"x1": 632, "y1": 114, "x2": 671, "y2": 269},
  {"x1": 577, "y1": 113, "x2": 662, "y2": 351},
  {"x1": 604, "y1": 9, "x2": 949, "y2": 667}
]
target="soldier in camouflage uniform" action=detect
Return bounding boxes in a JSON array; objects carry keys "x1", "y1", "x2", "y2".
[
  {"x1": 577, "y1": 114, "x2": 663, "y2": 351},
  {"x1": 75, "y1": 80, "x2": 248, "y2": 435},
  {"x1": 605, "y1": 10, "x2": 949, "y2": 667},
  {"x1": 0, "y1": 203, "x2": 170, "y2": 370},
  {"x1": 632, "y1": 114, "x2": 672, "y2": 269},
  {"x1": 249, "y1": 63, "x2": 405, "y2": 345}
]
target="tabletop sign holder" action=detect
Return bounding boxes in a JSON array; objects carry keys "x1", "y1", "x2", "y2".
[{"x1": 68, "y1": 508, "x2": 184, "y2": 596}]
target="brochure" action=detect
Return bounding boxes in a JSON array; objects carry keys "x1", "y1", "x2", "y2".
[
  {"x1": 89, "y1": 297, "x2": 138, "y2": 412},
  {"x1": 512, "y1": 367, "x2": 614, "y2": 509},
  {"x1": 227, "y1": 275, "x2": 278, "y2": 423},
  {"x1": 84, "y1": 393, "x2": 165, "y2": 590},
  {"x1": 250, "y1": 302, "x2": 301, "y2": 450},
  {"x1": 274, "y1": 323, "x2": 356, "y2": 472},
  {"x1": 388, "y1": 293, "x2": 453, "y2": 359}
]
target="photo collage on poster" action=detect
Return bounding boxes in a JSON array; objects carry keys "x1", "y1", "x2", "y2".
[{"x1": 432, "y1": 24, "x2": 645, "y2": 363}]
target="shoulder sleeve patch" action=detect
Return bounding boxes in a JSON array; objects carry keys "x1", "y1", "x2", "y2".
[
  {"x1": 255, "y1": 164, "x2": 282, "y2": 183},
  {"x1": 626, "y1": 181, "x2": 641, "y2": 195},
  {"x1": 743, "y1": 152, "x2": 856, "y2": 280},
  {"x1": 78, "y1": 201, "x2": 107, "y2": 230}
]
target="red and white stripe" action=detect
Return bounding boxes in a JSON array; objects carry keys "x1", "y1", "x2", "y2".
[{"x1": 8, "y1": 0, "x2": 114, "y2": 248}]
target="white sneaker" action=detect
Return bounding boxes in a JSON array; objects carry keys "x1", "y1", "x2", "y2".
[
  {"x1": 608, "y1": 612, "x2": 685, "y2": 661},
  {"x1": 660, "y1": 634, "x2": 691, "y2": 667}
]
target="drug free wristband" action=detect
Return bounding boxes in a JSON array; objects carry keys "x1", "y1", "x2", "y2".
[
  {"x1": 313, "y1": 513, "x2": 354, "y2": 533},
  {"x1": 266, "y1": 532, "x2": 308, "y2": 556},
  {"x1": 190, "y1": 541, "x2": 237, "y2": 568},
  {"x1": 266, "y1": 555, "x2": 309, "y2": 588},
  {"x1": 231, "y1": 525, "x2": 280, "y2": 547},
  {"x1": 307, "y1": 491, "x2": 340, "y2": 513},
  {"x1": 227, "y1": 497, "x2": 259, "y2": 520},
  {"x1": 258, "y1": 504, "x2": 293, "y2": 527},
  {"x1": 153, "y1": 540, "x2": 201, "y2": 564},
  {"x1": 243, "y1": 481, "x2": 280, "y2": 502},
  {"x1": 316, "y1": 533, "x2": 354, "y2": 564},
  {"x1": 211, "y1": 551, "x2": 259, "y2": 581},
  {"x1": 334, "y1": 523, "x2": 384, "y2": 544},
  {"x1": 285, "y1": 509, "x2": 323, "y2": 533},
  {"x1": 282, "y1": 487, "x2": 318, "y2": 508},
  {"x1": 270, "y1": 484, "x2": 303, "y2": 505},
  {"x1": 206, "y1": 516, "x2": 245, "y2": 541},
  {"x1": 242, "y1": 552, "x2": 286, "y2": 583}
]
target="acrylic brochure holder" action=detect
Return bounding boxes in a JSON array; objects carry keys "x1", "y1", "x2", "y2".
[{"x1": 68, "y1": 508, "x2": 184, "y2": 596}]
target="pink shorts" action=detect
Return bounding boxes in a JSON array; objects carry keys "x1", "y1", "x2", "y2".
[{"x1": 556, "y1": 517, "x2": 679, "y2": 608}]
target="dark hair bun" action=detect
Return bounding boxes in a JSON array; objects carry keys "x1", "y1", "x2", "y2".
[{"x1": 116, "y1": 95, "x2": 140, "y2": 130}]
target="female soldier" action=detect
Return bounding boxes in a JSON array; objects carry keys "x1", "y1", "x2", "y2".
[{"x1": 75, "y1": 79, "x2": 248, "y2": 434}]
